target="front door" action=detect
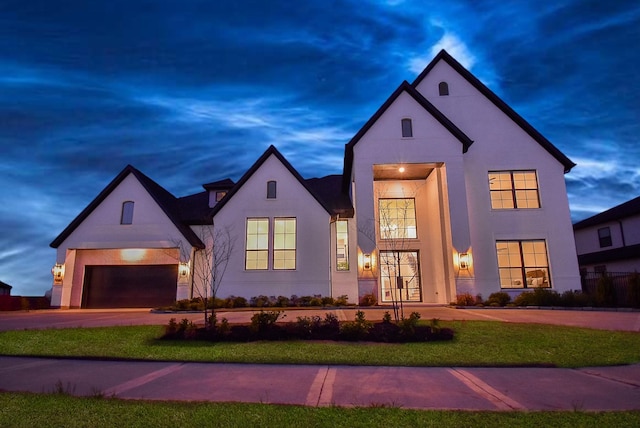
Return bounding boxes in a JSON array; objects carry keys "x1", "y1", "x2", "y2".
[{"x1": 379, "y1": 251, "x2": 421, "y2": 302}]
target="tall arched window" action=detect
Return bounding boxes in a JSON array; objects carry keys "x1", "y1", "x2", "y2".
[
  {"x1": 121, "y1": 201, "x2": 134, "y2": 225},
  {"x1": 438, "y1": 81, "x2": 449, "y2": 96},
  {"x1": 401, "y1": 118, "x2": 413, "y2": 138}
]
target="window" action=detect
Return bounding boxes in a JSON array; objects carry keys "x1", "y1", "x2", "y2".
[
  {"x1": 489, "y1": 170, "x2": 540, "y2": 209},
  {"x1": 273, "y1": 218, "x2": 296, "y2": 269},
  {"x1": 267, "y1": 181, "x2": 277, "y2": 199},
  {"x1": 379, "y1": 198, "x2": 417, "y2": 239},
  {"x1": 120, "y1": 201, "x2": 134, "y2": 225},
  {"x1": 401, "y1": 118, "x2": 413, "y2": 138},
  {"x1": 379, "y1": 251, "x2": 421, "y2": 302},
  {"x1": 336, "y1": 220, "x2": 349, "y2": 271},
  {"x1": 245, "y1": 218, "x2": 269, "y2": 270},
  {"x1": 496, "y1": 240, "x2": 550, "y2": 288},
  {"x1": 438, "y1": 81, "x2": 449, "y2": 96},
  {"x1": 598, "y1": 227, "x2": 612, "y2": 248},
  {"x1": 215, "y1": 191, "x2": 227, "y2": 202}
]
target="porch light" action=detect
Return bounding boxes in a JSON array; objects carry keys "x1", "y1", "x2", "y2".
[
  {"x1": 51, "y1": 263, "x2": 65, "y2": 283},
  {"x1": 459, "y1": 253, "x2": 470, "y2": 270},
  {"x1": 398, "y1": 167, "x2": 405, "y2": 173},
  {"x1": 179, "y1": 262, "x2": 190, "y2": 278},
  {"x1": 363, "y1": 254, "x2": 372, "y2": 270}
]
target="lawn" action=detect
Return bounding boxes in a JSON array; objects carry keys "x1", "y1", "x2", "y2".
[
  {"x1": 1, "y1": 320, "x2": 639, "y2": 367},
  {"x1": 1, "y1": 392, "x2": 639, "y2": 428}
]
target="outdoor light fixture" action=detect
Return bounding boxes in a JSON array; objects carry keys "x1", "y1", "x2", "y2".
[
  {"x1": 459, "y1": 253, "x2": 469, "y2": 270},
  {"x1": 398, "y1": 167, "x2": 405, "y2": 173},
  {"x1": 363, "y1": 253, "x2": 372, "y2": 270},
  {"x1": 179, "y1": 262, "x2": 190, "y2": 278},
  {"x1": 51, "y1": 263, "x2": 65, "y2": 284}
]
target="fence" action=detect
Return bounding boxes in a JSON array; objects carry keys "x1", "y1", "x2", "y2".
[{"x1": 580, "y1": 272, "x2": 640, "y2": 308}]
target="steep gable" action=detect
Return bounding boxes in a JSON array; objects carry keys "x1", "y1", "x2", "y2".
[
  {"x1": 413, "y1": 50, "x2": 575, "y2": 173},
  {"x1": 50, "y1": 165, "x2": 204, "y2": 249}
]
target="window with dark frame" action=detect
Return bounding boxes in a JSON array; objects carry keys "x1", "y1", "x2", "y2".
[
  {"x1": 120, "y1": 201, "x2": 134, "y2": 225},
  {"x1": 401, "y1": 118, "x2": 413, "y2": 138},
  {"x1": 438, "y1": 81, "x2": 449, "y2": 96},
  {"x1": 496, "y1": 240, "x2": 550, "y2": 289},
  {"x1": 598, "y1": 227, "x2": 612, "y2": 248},
  {"x1": 489, "y1": 170, "x2": 540, "y2": 209},
  {"x1": 267, "y1": 181, "x2": 277, "y2": 199}
]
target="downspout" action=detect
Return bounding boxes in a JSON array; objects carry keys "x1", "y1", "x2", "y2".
[
  {"x1": 617, "y1": 220, "x2": 626, "y2": 247},
  {"x1": 329, "y1": 216, "x2": 335, "y2": 298}
]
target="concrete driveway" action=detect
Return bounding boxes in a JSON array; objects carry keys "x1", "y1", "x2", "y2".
[{"x1": 0, "y1": 306, "x2": 639, "y2": 332}]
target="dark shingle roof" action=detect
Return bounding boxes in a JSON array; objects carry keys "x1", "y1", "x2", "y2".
[
  {"x1": 577, "y1": 243, "x2": 640, "y2": 265},
  {"x1": 305, "y1": 175, "x2": 354, "y2": 218},
  {"x1": 50, "y1": 165, "x2": 205, "y2": 249},
  {"x1": 413, "y1": 49, "x2": 576, "y2": 173},
  {"x1": 203, "y1": 179, "x2": 235, "y2": 191},
  {"x1": 573, "y1": 196, "x2": 640, "y2": 230},
  {"x1": 0, "y1": 280, "x2": 12, "y2": 290}
]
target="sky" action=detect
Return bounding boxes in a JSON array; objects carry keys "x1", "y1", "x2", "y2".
[{"x1": 1, "y1": 0, "x2": 639, "y2": 297}]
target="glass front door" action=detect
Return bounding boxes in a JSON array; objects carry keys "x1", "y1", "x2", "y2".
[{"x1": 379, "y1": 251, "x2": 421, "y2": 302}]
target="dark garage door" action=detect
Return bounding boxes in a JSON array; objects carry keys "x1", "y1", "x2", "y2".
[{"x1": 82, "y1": 265, "x2": 178, "y2": 309}]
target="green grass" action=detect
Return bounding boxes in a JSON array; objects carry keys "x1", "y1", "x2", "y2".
[
  {"x1": 0, "y1": 392, "x2": 639, "y2": 428},
  {"x1": 1, "y1": 321, "x2": 639, "y2": 367}
]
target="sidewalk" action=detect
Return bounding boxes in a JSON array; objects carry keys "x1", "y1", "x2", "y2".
[{"x1": 1, "y1": 356, "x2": 640, "y2": 411}]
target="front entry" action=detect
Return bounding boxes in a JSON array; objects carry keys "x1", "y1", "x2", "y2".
[{"x1": 379, "y1": 251, "x2": 422, "y2": 302}]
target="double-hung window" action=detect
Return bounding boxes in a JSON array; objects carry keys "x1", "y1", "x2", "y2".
[
  {"x1": 598, "y1": 227, "x2": 612, "y2": 248},
  {"x1": 489, "y1": 170, "x2": 540, "y2": 209},
  {"x1": 496, "y1": 240, "x2": 550, "y2": 288}
]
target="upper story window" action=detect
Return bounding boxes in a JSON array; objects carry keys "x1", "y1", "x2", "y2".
[
  {"x1": 379, "y1": 198, "x2": 417, "y2": 239},
  {"x1": 401, "y1": 118, "x2": 413, "y2": 138},
  {"x1": 245, "y1": 218, "x2": 269, "y2": 270},
  {"x1": 496, "y1": 240, "x2": 550, "y2": 289},
  {"x1": 489, "y1": 170, "x2": 540, "y2": 209},
  {"x1": 267, "y1": 181, "x2": 277, "y2": 199},
  {"x1": 438, "y1": 81, "x2": 449, "y2": 96},
  {"x1": 336, "y1": 220, "x2": 349, "y2": 271},
  {"x1": 598, "y1": 227, "x2": 612, "y2": 248},
  {"x1": 120, "y1": 201, "x2": 134, "y2": 225},
  {"x1": 215, "y1": 191, "x2": 227, "y2": 202}
]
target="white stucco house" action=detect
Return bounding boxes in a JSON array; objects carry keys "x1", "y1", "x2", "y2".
[
  {"x1": 50, "y1": 50, "x2": 581, "y2": 308},
  {"x1": 573, "y1": 196, "x2": 640, "y2": 274}
]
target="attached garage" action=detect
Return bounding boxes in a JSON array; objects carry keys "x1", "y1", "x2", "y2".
[{"x1": 82, "y1": 265, "x2": 178, "y2": 308}]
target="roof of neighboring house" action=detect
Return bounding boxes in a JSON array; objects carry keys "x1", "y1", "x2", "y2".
[
  {"x1": 342, "y1": 80, "x2": 474, "y2": 192},
  {"x1": 577, "y1": 243, "x2": 640, "y2": 265},
  {"x1": 202, "y1": 178, "x2": 235, "y2": 191},
  {"x1": 50, "y1": 165, "x2": 205, "y2": 249},
  {"x1": 211, "y1": 145, "x2": 352, "y2": 218},
  {"x1": 0, "y1": 281, "x2": 12, "y2": 290},
  {"x1": 413, "y1": 49, "x2": 576, "y2": 173},
  {"x1": 574, "y1": 196, "x2": 640, "y2": 230}
]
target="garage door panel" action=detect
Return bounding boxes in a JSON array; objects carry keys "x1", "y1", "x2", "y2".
[{"x1": 83, "y1": 265, "x2": 178, "y2": 309}]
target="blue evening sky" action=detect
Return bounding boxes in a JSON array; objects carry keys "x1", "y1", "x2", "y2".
[{"x1": 1, "y1": 0, "x2": 639, "y2": 296}]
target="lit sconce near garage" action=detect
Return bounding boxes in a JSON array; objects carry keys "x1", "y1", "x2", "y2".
[
  {"x1": 363, "y1": 254, "x2": 372, "y2": 270},
  {"x1": 51, "y1": 263, "x2": 65, "y2": 284},
  {"x1": 178, "y1": 262, "x2": 190, "y2": 278},
  {"x1": 398, "y1": 167, "x2": 405, "y2": 173},
  {"x1": 458, "y1": 252, "x2": 470, "y2": 270}
]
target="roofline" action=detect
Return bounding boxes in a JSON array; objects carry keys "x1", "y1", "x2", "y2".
[
  {"x1": 50, "y1": 165, "x2": 205, "y2": 249},
  {"x1": 342, "y1": 80, "x2": 474, "y2": 193},
  {"x1": 210, "y1": 145, "x2": 336, "y2": 217},
  {"x1": 413, "y1": 49, "x2": 576, "y2": 173},
  {"x1": 573, "y1": 195, "x2": 640, "y2": 230}
]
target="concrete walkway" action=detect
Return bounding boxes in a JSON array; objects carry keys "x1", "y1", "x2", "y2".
[{"x1": 1, "y1": 356, "x2": 640, "y2": 410}]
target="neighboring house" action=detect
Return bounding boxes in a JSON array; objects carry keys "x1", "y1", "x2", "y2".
[
  {"x1": 0, "y1": 281, "x2": 12, "y2": 296},
  {"x1": 573, "y1": 196, "x2": 640, "y2": 274},
  {"x1": 50, "y1": 50, "x2": 581, "y2": 309}
]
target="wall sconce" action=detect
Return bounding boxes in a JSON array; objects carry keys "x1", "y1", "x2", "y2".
[
  {"x1": 179, "y1": 262, "x2": 190, "y2": 278},
  {"x1": 459, "y1": 253, "x2": 470, "y2": 270},
  {"x1": 363, "y1": 254, "x2": 372, "y2": 270},
  {"x1": 51, "y1": 263, "x2": 65, "y2": 284}
]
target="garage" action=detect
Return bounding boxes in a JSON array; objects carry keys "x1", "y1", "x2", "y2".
[{"x1": 82, "y1": 265, "x2": 178, "y2": 309}]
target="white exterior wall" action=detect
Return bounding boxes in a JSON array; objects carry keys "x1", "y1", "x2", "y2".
[
  {"x1": 50, "y1": 174, "x2": 192, "y2": 308},
  {"x1": 212, "y1": 155, "x2": 335, "y2": 300},
  {"x1": 415, "y1": 60, "x2": 581, "y2": 296},
  {"x1": 329, "y1": 218, "x2": 359, "y2": 301},
  {"x1": 351, "y1": 91, "x2": 468, "y2": 303}
]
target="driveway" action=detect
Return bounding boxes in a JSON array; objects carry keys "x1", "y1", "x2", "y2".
[{"x1": 0, "y1": 306, "x2": 639, "y2": 331}]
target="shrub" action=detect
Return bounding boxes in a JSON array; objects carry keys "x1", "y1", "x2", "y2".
[
  {"x1": 294, "y1": 315, "x2": 322, "y2": 339},
  {"x1": 397, "y1": 312, "x2": 421, "y2": 337},
  {"x1": 251, "y1": 295, "x2": 272, "y2": 308},
  {"x1": 323, "y1": 313, "x2": 340, "y2": 331},
  {"x1": 321, "y1": 296, "x2": 335, "y2": 306},
  {"x1": 276, "y1": 296, "x2": 291, "y2": 307},
  {"x1": 486, "y1": 292, "x2": 511, "y2": 307},
  {"x1": 250, "y1": 310, "x2": 283, "y2": 334},
  {"x1": 359, "y1": 293, "x2": 377, "y2": 306},
  {"x1": 455, "y1": 292, "x2": 475, "y2": 306},
  {"x1": 382, "y1": 311, "x2": 392, "y2": 324},
  {"x1": 513, "y1": 288, "x2": 561, "y2": 306},
  {"x1": 628, "y1": 272, "x2": 640, "y2": 308},
  {"x1": 339, "y1": 310, "x2": 372, "y2": 341},
  {"x1": 334, "y1": 295, "x2": 349, "y2": 306},
  {"x1": 559, "y1": 290, "x2": 592, "y2": 307},
  {"x1": 309, "y1": 296, "x2": 323, "y2": 307},
  {"x1": 595, "y1": 275, "x2": 616, "y2": 307}
]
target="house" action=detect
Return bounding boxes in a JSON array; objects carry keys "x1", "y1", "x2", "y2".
[
  {"x1": 50, "y1": 50, "x2": 581, "y2": 309},
  {"x1": 573, "y1": 196, "x2": 640, "y2": 274},
  {"x1": 0, "y1": 281, "x2": 12, "y2": 296}
]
